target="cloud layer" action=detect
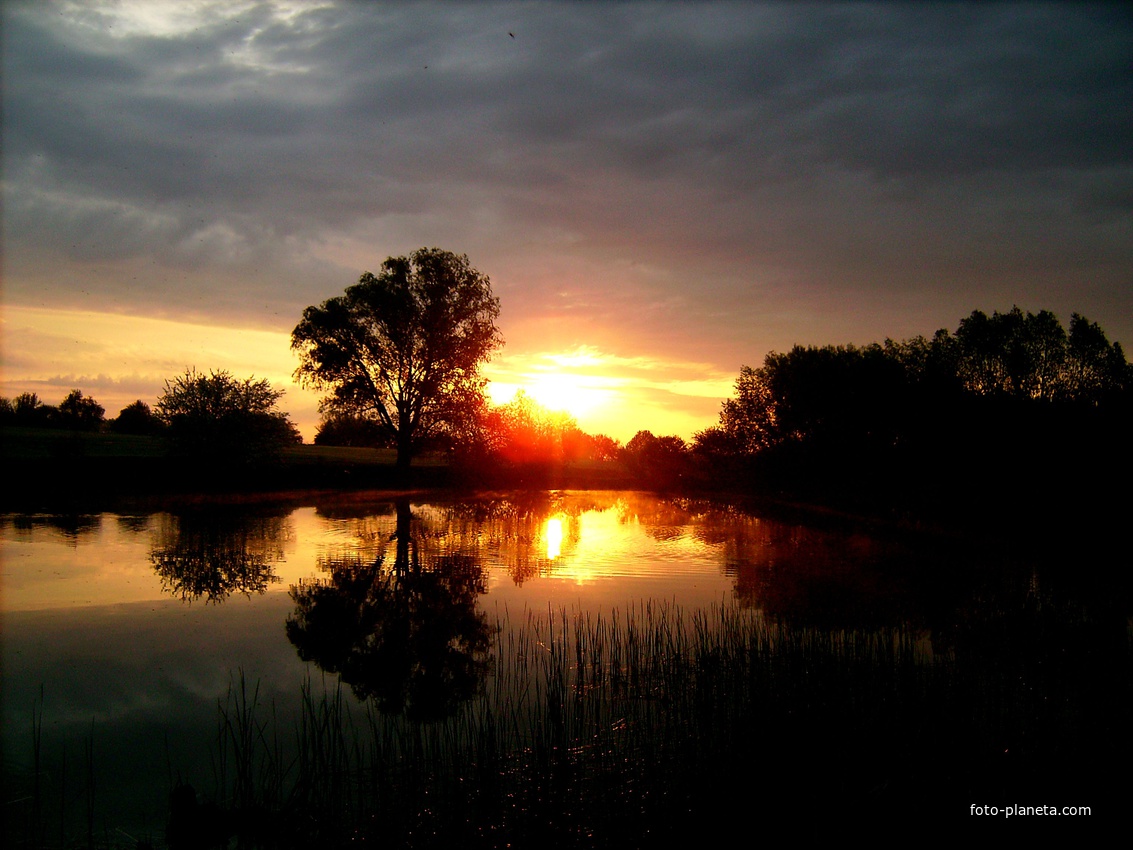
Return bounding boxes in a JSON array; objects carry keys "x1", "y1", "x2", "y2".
[{"x1": 4, "y1": 1, "x2": 1131, "y2": 438}]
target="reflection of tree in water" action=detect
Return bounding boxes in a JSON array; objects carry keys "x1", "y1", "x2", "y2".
[
  {"x1": 287, "y1": 501, "x2": 492, "y2": 721},
  {"x1": 114, "y1": 513, "x2": 153, "y2": 535},
  {"x1": 723, "y1": 520, "x2": 940, "y2": 629},
  {"x1": 149, "y1": 510, "x2": 289, "y2": 602},
  {"x1": 3, "y1": 512, "x2": 102, "y2": 544}
]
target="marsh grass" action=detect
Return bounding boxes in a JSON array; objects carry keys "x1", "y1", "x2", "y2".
[{"x1": 8, "y1": 601, "x2": 1128, "y2": 847}]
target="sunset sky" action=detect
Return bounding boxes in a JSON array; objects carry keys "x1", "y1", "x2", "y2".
[{"x1": 3, "y1": 1, "x2": 1131, "y2": 442}]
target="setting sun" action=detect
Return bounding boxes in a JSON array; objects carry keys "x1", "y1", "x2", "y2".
[
  {"x1": 523, "y1": 372, "x2": 611, "y2": 418},
  {"x1": 487, "y1": 348, "x2": 621, "y2": 422},
  {"x1": 483, "y1": 346, "x2": 734, "y2": 442}
]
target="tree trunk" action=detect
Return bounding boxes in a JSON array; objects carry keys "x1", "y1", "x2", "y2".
[{"x1": 396, "y1": 427, "x2": 413, "y2": 474}]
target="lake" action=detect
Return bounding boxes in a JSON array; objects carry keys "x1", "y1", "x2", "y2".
[{"x1": 2, "y1": 490, "x2": 1126, "y2": 844}]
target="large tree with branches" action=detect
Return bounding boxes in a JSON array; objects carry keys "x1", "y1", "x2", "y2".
[{"x1": 291, "y1": 248, "x2": 503, "y2": 471}]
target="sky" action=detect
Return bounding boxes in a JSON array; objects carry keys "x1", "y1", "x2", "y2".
[{"x1": 3, "y1": 1, "x2": 1131, "y2": 442}]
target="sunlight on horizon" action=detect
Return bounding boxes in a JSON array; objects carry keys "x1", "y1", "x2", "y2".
[
  {"x1": 485, "y1": 345, "x2": 732, "y2": 441},
  {"x1": 2, "y1": 308, "x2": 727, "y2": 443}
]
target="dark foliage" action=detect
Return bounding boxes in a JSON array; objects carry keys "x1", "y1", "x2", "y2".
[
  {"x1": 313, "y1": 412, "x2": 391, "y2": 447},
  {"x1": 109, "y1": 399, "x2": 166, "y2": 436},
  {"x1": 292, "y1": 248, "x2": 503, "y2": 471},
  {"x1": 697, "y1": 308, "x2": 1132, "y2": 525},
  {"x1": 56, "y1": 389, "x2": 105, "y2": 431},
  {"x1": 6, "y1": 392, "x2": 56, "y2": 427},
  {"x1": 620, "y1": 430, "x2": 692, "y2": 489},
  {"x1": 155, "y1": 368, "x2": 301, "y2": 464}
]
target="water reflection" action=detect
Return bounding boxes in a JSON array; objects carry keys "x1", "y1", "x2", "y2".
[
  {"x1": 3, "y1": 491, "x2": 1131, "y2": 844},
  {"x1": 1, "y1": 511, "x2": 103, "y2": 543},
  {"x1": 149, "y1": 510, "x2": 290, "y2": 603},
  {"x1": 287, "y1": 500, "x2": 493, "y2": 721}
]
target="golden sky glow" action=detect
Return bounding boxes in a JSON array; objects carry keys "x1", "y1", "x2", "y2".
[
  {"x1": 1, "y1": 304, "x2": 324, "y2": 437},
  {"x1": 2, "y1": 307, "x2": 732, "y2": 442},
  {"x1": 484, "y1": 345, "x2": 734, "y2": 441}
]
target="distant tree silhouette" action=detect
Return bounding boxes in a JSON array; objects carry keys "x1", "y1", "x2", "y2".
[
  {"x1": 481, "y1": 391, "x2": 575, "y2": 465},
  {"x1": 1064, "y1": 313, "x2": 1131, "y2": 405},
  {"x1": 110, "y1": 400, "x2": 166, "y2": 436},
  {"x1": 452, "y1": 391, "x2": 620, "y2": 473},
  {"x1": 313, "y1": 412, "x2": 391, "y2": 447},
  {"x1": 701, "y1": 307, "x2": 1131, "y2": 517},
  {"x1": 621, "y1": 430, "x2": 691, "y2": 488},
  {"x1": 56, "y1": 389, "x2": 105, "y2": 431},
  {"x1": 156, "y1": 368, "x2": 301, "y2": 463},
  {"x1": 10, "y1": 392, "x2": 55, "y2": 427},
  {"x1": 292, "y1": 248, "x2": 503, "y2": 472},
  {"x1": 950, "y1": 307, "x2": 1129, "y2": 402}
]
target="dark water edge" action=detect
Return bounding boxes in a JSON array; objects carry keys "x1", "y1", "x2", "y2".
[
  {"x1": 5, "y1": 600, "x2": 1130, "y2": 847},
  {"x1": 2, "y1": 449, "x2": 1123, "y2": 561}
]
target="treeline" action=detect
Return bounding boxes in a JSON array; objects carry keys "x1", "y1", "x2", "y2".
[
  {"x1": 0, "y1": 389, "x2": 157, "y2": 433},
  {"x1": 681, "y1": 307, "x2": 1132, "y2": 529},
  {"x1": 6, "y1": 307, "x2": 1129, "y2": 518},
  {"x1": 2, "y1": 369, "x2": 301, "y2": 463}
]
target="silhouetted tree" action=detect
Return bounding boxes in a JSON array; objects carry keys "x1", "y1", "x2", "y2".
[
  {"x1": 313, "y1": 412, "x2": 391, "y2": 447},
  {"x1": 10, "y1": 392, "x2": 55, "y2": 427},
  {"x1": 110, "y1": 400, "x2": 166, "y2": 436},
  {"x1": 621, "y1": 430, "x2": 691, "y2": 488},
  {"x1": 704, "y1": 307, "x2": 1131, "y2": 519},
  {"x1": 1062, "y1": 313, "x2": 1129, "y2": 405},
  {"x1": 714, "y1": 345, "x2": 909, "y2": 459},
  {"x1": 951, "y1": 307, "x2": 1129, "y2": 403},
  {"x1": 155, "y1": 368, "x2": 301, "y2": 463},
  {"x1": 56, "y1": 389, "x2": 105, "y2": 431},
  {"x1": 292, "y1": 248, "x2": 503, "y2": 472}
]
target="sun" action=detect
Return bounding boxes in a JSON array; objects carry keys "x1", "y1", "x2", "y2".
[
  {"x1": 486, "y1": 347, "x2": 628, "y2": 433},
  {"x1": 523, "y1": 372, "x2": 608, "y2": 419}
]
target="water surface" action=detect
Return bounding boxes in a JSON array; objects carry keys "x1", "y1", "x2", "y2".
[{"x1": 3, "y1": 489, "x2": 1123, "y2": 843}]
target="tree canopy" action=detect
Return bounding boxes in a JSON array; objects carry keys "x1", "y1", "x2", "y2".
[
  {"x1": 155, "y1": 368, "x2": 301, "y2": 463},
  {"x1": 707, "y1": 307, "x2": 1131, "y2": 460},
  {"x1": 109, "y1": 400, "x2": 166, "y2": 436},
  {"x1": 57, "y1": 389, "x2": 105, "y2": 431},
  {"x1": 695, "y1": 307, "x2": 1131, "y2": 517},
  {"x1": 291, "y1": 248, "x2": 503, "y2": 470}
]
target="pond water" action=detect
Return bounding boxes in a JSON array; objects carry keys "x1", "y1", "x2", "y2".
[{"x1": 2, "y1": 490, "x2": 1127, "y2": 844}]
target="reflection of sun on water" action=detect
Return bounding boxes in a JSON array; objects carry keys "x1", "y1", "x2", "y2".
[
  {"x1": 543, "y1": 507, "x2": 630, "y2": 586},
  {"x1": 545, "y1": 517, "x2": 563, "y2": 560}
]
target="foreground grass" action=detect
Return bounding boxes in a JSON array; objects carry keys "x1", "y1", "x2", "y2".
[{"x1": 7, "y1": 602, "x2": 1127, "y2": 847}]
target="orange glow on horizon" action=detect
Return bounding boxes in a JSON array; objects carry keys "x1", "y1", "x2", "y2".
[
  {"x1": 489, "y1": 372, "x2": 615, "y2": 422},
  {"x1": 2, "y1": 309, "x2": 730, "y2": 445}
]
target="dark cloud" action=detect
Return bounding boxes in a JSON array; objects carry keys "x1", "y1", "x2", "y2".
[{"x1": 3, "y1": 0, "x2": 1131, "y2": 359}]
